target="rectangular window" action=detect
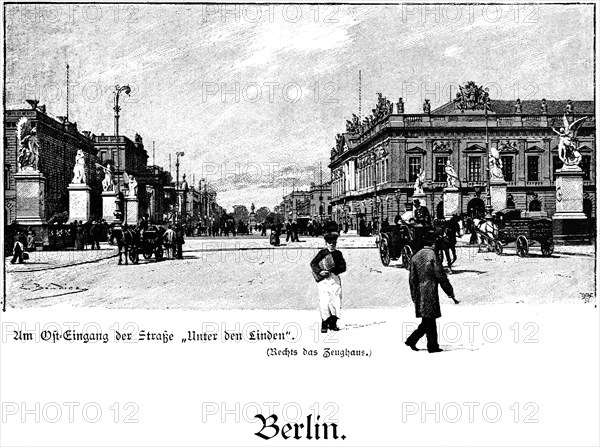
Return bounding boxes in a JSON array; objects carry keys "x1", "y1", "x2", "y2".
[
  {"x1": 408, "y1": 157, "x2": 421, "y2": 182},
  {"x1": 527, "y1": 156, "x2": 539, "y2": 182},
  {"x1": 468, "y1": 157, "x2": 481, "y2": 182},
  {"x1": 501, "y1": 156, "x2": 513, "y2": 182},
  {"x1": 552, "y1": 155, "x2": 563, "y2": 180},
  {"x1": 435, "y1": 157, "x2": 448, "y2": 182},
  {"x1": 582, "y1": 155, "x2": 591, "y2": 180}
]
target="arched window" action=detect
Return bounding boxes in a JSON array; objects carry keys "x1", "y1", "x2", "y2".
[{"x1": 529, "y1": 199, "x2": 541, "y2": 212}]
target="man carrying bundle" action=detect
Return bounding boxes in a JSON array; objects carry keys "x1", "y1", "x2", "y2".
[{"x1": 310, "y1": 228, "x2": 347, "y2": 333}]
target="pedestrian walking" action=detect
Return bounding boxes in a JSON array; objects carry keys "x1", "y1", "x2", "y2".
[
  {"x1": 405, "y1": 231, "x2": 460, "y2": 353},
  {"x1": 10, "y1": 231, "x2": 27, "y2": 264},
  {"x1": 310, "y1": 229, "x2": 347, "y2": 333}
]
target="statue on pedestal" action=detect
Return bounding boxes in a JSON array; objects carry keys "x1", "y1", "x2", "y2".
[
  {"x1": 72, "y1": 149, "x2": 87, "y2": 184},
  {"x1": 489, "y1": 146, "x2": 504, "y2": 181},
  {"x1": 17, "y1": 118, "x2": 40, "y2": 171},
  {"x1": 97, "y1": 161, "x2": 115, "y2": 191},
  {"x1": 551, "y1": 115, "x2": 587, "y2": 166},
  {"x1": 444, "y1": 161, "x2": 459, "y2": 188},
  {"x1": 124, "y1": 172, "x2": 138, "y2": 197},
  {"x1": 413, "y1": 167, "x2": 425, "y2": 194}
]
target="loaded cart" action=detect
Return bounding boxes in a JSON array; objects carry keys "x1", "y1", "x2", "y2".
[{"x1": 495, "y1": 209, "x2": 554, "y2": 257}]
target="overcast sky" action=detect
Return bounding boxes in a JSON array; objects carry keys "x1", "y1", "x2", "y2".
[{"x1": 5, "y1": 3, "x2": 595, "y2": 210}]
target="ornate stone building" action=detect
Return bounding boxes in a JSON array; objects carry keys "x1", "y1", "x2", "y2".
[
  {"x1": 330, "y1": 86, "x2": 595, "y2": 230},
  {"x1": 4, "y1": 102, "x2": 100, "y2": 224}
]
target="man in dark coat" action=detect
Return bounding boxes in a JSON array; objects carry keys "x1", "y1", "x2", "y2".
[
  {"x1": 406, "y1": 231, "x2": 459, "y2": 353},
  {"x1": 413, "y1": 199, "x2": 432, "y2": 226},
  {"x1": 10, "y1": 231, "x2": 27, "y2": 264}
]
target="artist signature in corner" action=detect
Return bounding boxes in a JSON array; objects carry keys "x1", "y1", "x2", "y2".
[
  {"x1": 20, "y1": 282, "x2": 87, "y2": 293},
  {"x1": 579, "y1": 292, "x2": 595, "y2": 304}
]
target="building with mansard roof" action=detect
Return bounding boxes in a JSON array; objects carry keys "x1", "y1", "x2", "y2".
[{"x1": 329, "y1": 88, "x2": 595, "y2": 231}]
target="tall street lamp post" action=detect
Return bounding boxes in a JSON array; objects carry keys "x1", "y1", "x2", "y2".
[
  {"x1": 113, "y1": 84, "x2": 131, "y2": 192},
  {"x1": 175, "y1": 151, "x2": 185, "y2": 224}
]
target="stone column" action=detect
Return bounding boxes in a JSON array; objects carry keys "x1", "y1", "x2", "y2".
[
  {"x1": 125, "y1": 196, "x2": 139, "y2": 226},
  {"x1": 102, "y1": 190, "x2": 121, "y2": 224},
  {"x1": 443, "y1": 187, "x2": 461, "y2": 219},
  {"x1": 553, "y1": 165, "x2": 589, "y2": 243},
  {"x1": 15, "y1": 170, "x2": 46, "y2": 225},
  {"x1": 490, "y1": 179, "x2": 507, "y2": 212},
  {"x1": 68, "y1": 183, "x2": 92, "y2": 223}
]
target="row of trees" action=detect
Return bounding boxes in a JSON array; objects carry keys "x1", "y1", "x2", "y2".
[{"x1": 230, "y1": 205, "x2": 285, "y2": 225}]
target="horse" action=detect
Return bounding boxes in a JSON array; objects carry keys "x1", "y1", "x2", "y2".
[
  {"x1": 433, "y1": 215, "x2": 464, "y2": 270},
  {"x1": 113, "y1": 225, "x2": 137, "y2": 265},
  {"x1": 471, "y1": 217, "x2": 499, "y2": 252}
]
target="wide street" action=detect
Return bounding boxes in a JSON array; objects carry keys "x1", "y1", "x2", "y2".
[{"x1": 4, "y1": 234, "x2": 595, "y2": 310}]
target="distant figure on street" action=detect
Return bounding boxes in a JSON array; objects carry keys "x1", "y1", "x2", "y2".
[
  {"x1": 163, "y1": 225, "x2": 176, "y2": 259},
  {"x1": 175, "y1": 224, "x2": 185, "y2": 259},
  {"x1": 90, "y1": 221, "x2": 101, "y2": 250},
  {"x1": 310, "y1": 230, "x2": 347, "y2": 333},
  {"x1": 405, "y1": 231, "x2": 460, "y2": 353},
  {"x1": 10, "y1": 231, "x2": 27, "y2": 264},
  {"x1": 76, "y1": 221, "x2": 85, "y2": 250},
  {"x1": 270, "y1": 221, "x2": 281, "y2": 246}
]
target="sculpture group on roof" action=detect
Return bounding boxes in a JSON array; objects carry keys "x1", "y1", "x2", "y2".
[{"x1": 345, "y1": 93, "x2": 395, "y2": 135}]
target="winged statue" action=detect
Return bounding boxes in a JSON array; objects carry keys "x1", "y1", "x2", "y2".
[{"x1": 552, "y1": 115, "x2": 587, "y2": 166}]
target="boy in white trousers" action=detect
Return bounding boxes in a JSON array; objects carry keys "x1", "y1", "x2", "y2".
[{"x1": 310, "y1": 231, "x2": 347, "y2": 333}]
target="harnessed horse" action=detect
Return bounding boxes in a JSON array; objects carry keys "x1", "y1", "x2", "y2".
[
  {"x1": 471, "y1": 218, "x2": 499, "y2": 251},
  {"x1": 113, "y1": 225, "x2": 137, "y2": 265},
  {"x1": 433, "y1": 215, "x2": 464, "y2": 270}
]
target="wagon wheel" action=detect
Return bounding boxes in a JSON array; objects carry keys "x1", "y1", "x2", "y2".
[
  {"x1": 155, "y1": 246, "x2": 164, "y2": 261},
  {"x1": 129, "y1": 246, "x2": 140, "y2": 264},
  {"x1": 494, "y1": 240, "x2": 503, "y2": 255},
  {"x1": 379, "y1": 238, "x2": 391, "y2": 266},
  {"x1": 516, "y1": 236, "x2": 529, "y2": 257},
  {"x1": 401, "y1": 245, "x2": 413, "y2": 270},
  {"x1": 541, "y1": 242, "x2": 554, "y2": 257}
]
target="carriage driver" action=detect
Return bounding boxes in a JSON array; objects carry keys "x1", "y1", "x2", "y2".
[{"x1": 412, "y1": 199, "x2": 432, "y2": 226}]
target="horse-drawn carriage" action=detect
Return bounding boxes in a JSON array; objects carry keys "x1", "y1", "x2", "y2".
[
  {"x1": 378, "y1": 222, "x2": 435, "y2": 268},
  {"x1": 494, "y1": 209, "x2": 554, "y2": 257},
  {"x1": 110, "y1": 225, "x2": 165, "y2": 264}
]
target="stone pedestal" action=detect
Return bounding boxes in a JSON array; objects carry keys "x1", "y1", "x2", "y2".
[
  {"x1": 553, "y1": 165, "x2": 589, "y2": 243},
  {"x1": 68, "y1": 183, "x2": 91, "y2": 223},
  {"x1": 443, "y1": 188, "x2": 461, "y2": 219},
  {"x1": 249, "y1": 212, "x2": 256, "y2": 233},
  {"x1": 125, "y1": 196, "x2": 139, "y2": 226},
  {"x1": 15, "y1": 170, "x2": 46, "y2": 225},
  {"x1": 102, "y1": 190, "x2": 121, "y2": 224},
  {"x1": 490, "y1": 180, "x2": 507, "y2": 212}
]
